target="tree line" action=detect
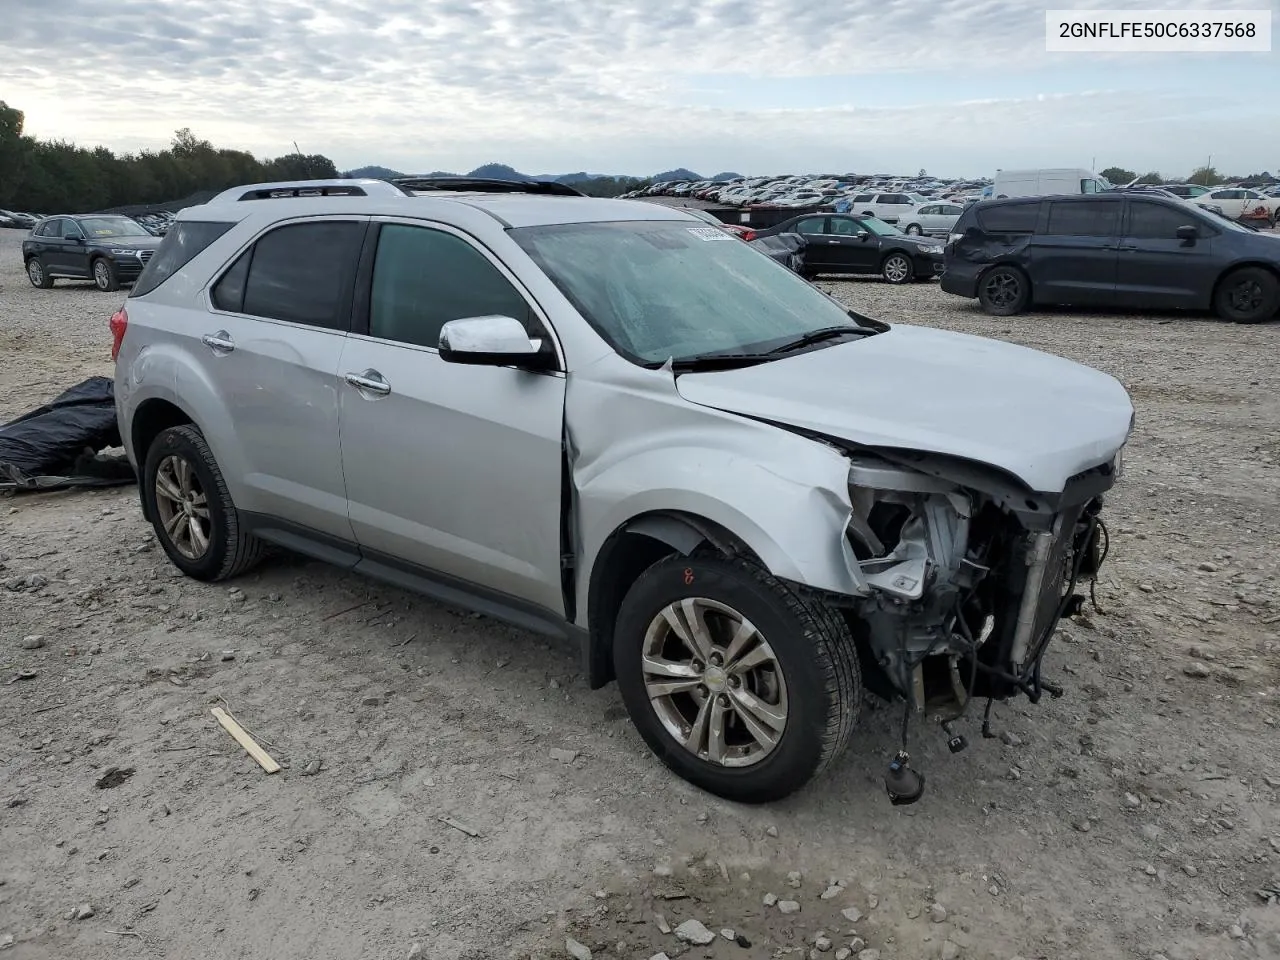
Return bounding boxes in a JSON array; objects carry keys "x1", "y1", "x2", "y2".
[
  {"x1": 0, "y1": 102, "x2": 338, "y2": 214},
  {"x1": 1098, "y1": 165, "x2": 1275, "y2": 187}
]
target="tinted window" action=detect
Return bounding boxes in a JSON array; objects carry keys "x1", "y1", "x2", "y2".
[
  {"x1": 212, "y1": 253, "x2": 250, "y2": 312},
  {"x1": 1046, "y1": 200, "x2": 1118, "y2": 237},
  {"x1": 226, "y1": 221, "x2": 363, "y2": 329},
  {"x1": 132, "y1": 221, "x2": 235, "y2": 298},
  {"x1": 941, "y1": 204, "x2": 963, "y2": 215},
  {"x1": 63, "y1": 220, "x2": 85, "y2": 239},
  {"x1": 829, "y1": 218, "x2": 865, "y2": 236},
  {"x1": 38, "y1": 219, "x2": 62, "y2": 238},
  {"x1": 794, "y1": 218, "x2": 826, "y2": 235},
  {"x1": 978, "y1": 202, "x2": 1041, "y2": 233},
  {"x1": 1127, "y1": 201, "x2": 1199, "y2": 239},
  {"x1": 368, "y1": 224, "x2": 534, "y2": 349},
  {"x1": 853, "y1": 194, "x2": 874, "y2": 203}
]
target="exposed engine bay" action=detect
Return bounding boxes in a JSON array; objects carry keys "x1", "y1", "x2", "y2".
[{"x1": 827, "y1": 444, "x2": 1121, "y2": 803}]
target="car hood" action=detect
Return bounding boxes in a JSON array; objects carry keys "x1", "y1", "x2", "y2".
[
  {"x1": 99, "y1": 236, "x2": 163, "y2": 249},
  {"x1": 674, "y1": 324, "x2": 1133, "y2": 493}
]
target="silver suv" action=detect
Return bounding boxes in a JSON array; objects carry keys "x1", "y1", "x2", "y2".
[{"x1": 112, "y1": 177, "x2": 1133, "y2": 803}]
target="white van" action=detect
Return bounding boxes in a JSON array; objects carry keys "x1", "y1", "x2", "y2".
[{"x1": 991, "y1": 168, "x2": 1111, "y2": 199}]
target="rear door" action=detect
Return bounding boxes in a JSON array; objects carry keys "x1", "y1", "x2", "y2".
[
  {"x1": 1031, "y1": 198, "x2": 1121, "y2": 306},
  {"x1": 199, "y1": 217, "x2": 366, "y2": 541},
  {"x1": 29, "y1": 218, "x2": 66, "y2": 271},
  {"x1": 791, "y1": 216, "x2": 833, "y2": 270},
  {"x1": 1114, "y1": 199, "x2": 1219, "y2": 309}
]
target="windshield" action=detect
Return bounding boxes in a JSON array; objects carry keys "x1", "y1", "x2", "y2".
[
  {"x1": 78, "y1": 216, "x2": 152, "y2": 239},
  {"x1": 857, "y1": 216, "x2": 902, "y2": 236},
  {"x1": 512, "y1": 220, "x2": 877, "y2": 365}
]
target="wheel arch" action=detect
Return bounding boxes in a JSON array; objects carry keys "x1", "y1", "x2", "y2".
[
  {"x1": 584, "y1": 510, "x2": 764, "y2": 689},
  {"x1": 129, "y1": 398, "x2": 196, "y2": 521}
]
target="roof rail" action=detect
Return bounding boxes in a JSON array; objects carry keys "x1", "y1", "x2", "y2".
[
  {"x1": 208, "y1": 179, "x2": 410, "y2": 203},
  {"x1": 391, "y1": 176, "x2": 585, "y2": 197}
]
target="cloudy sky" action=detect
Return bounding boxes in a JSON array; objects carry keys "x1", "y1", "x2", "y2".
[{"x1": 1, "y1": 0, "x2": 1277, "y2": 178}]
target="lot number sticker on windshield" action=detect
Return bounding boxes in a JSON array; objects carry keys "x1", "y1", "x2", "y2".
[{"x1": 687, "y1": 226, "x2": 731, "y2": 241}]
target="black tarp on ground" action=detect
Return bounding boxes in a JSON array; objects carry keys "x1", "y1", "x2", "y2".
[{"x1": 0, "y1": 377, "x2": 136, "y2": 491}]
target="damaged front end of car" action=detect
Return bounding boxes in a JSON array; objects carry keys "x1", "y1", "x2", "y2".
[{"x1": 826, "y1": 444, "x2": 1123, "y2": 802}]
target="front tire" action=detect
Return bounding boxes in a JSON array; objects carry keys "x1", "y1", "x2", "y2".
[
  {"x1": 143, "y1": 425, "x2": 265, "y2": 581},
  {"x1": 26, "y1": 257, "x2": 53, "y2": 289},
  {"x1": 1213, "y1": 267, "x2": 1279, "y2": 324},
  {"x1": 904, "y1": 224, "x2": 923, "y2": 236},
  {"x1": 92, "y1": 257, "x2": 120, "y2": 292},
  {"x1": 977, "y1": 264, "x2": 1030, "y2": 315},
  {"x1": 613, "y1": 555, "x2": 861, "y2": 804},
  {"x1": 881, "y1": 252, "x2": 913, "y2": 285}
]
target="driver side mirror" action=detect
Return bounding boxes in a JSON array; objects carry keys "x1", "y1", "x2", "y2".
[
  {"x1": 66, "y1": 235, "x2": 84, "y2": 243},
  {"x1": 856, "y1": 230, "x2": 870, "y2": 241},
  {"x1": 1176, "y1": 225, "x2": 1198, "y2": 244},
  {"x1": 438, "y1": 315, "x2": 556, "y2": 371}
]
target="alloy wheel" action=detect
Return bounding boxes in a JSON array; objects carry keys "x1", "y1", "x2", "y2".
[
  {"x1": 883, "y1": 255, "x2": 910, "y2": 283},
  {"x1": 27, "y1": 260, "x2": 43, "y2": 285},
  {"x1": 153, "y1": 454, "x2": 212, "y2": 560},
  {"x1": 983, "y1": 272, "x2": 1021, "y2": 308},
  {"x1": 94, "y1": 260, "x2": 111, "y2": 290},
  {"x1": 1226, "y1": 279, "x2": 1264, "y2": 316},
  {"x1": 641, "y1": 597, "x2": 789, "y2": 768}
]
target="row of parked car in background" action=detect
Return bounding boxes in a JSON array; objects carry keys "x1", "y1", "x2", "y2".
[{"x1": 1, "y1": 208, "x2": 174, "y2": 235}]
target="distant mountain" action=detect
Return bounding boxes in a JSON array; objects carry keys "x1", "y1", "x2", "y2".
[
  {"x1": 345, "y1": 165, "x2": 405, "y2": 179},
  {"x1": 342, "y1": 161, "x2": 726, "y2": 189},
  {"x1": 652, "y1": 168, "x2": 701, "y2": 183}
]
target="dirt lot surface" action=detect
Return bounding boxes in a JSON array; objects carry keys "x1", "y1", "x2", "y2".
[{"x1": 1, "y1": 226, "x2": 1278, "y2": 960}]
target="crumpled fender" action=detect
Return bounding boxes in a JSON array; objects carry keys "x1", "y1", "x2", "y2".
[{"x1": 567, "y1": 364, "x2": 864, "y2": 628}]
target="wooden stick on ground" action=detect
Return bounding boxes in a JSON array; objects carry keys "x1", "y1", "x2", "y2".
[{"x1": 210, "y1": 707, "x2": 280, "y2": 774}]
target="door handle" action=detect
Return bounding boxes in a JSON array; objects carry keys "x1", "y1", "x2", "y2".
[
  {"x1": 827, "y1": 239, "x2": 842, "y2": 244},
  {"x1": 1117, "y1": 244, "x2": 1138, "y2": 252},
  {"x1": 344, "y1": 370, "x2": 391, "y2": 396},
  {"x1": 201, "y1": 331, "x2": 235, "y2": 353}
]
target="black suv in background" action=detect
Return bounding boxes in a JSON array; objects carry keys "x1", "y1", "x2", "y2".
[
  {"x1": 942, "y1": 193, "x2": 1280, "y2": 323},
  {"x1": 22, "y1": 214, "x2": 163, "y2": 292}
]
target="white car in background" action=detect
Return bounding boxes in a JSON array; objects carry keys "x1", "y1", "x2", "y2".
[
  {"x1": 1194, "y1": 187, "x2": 1279, "y2": 225},
  {"x1": 896, "y1": 201, "x2": 966, "y2": 237},
  {"x1": 846, "y1": 191, "x2": 931, "y2": 224}
]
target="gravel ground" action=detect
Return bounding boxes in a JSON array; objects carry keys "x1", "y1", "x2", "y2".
[{"x1": 1, "y1": 226, "x2": 1279, "y2": 960}]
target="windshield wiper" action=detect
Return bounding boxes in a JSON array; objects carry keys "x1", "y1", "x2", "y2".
[
  {"x1": 765, "y1": 324, "x2": 877, "y2": 355},
  {"x1": 668, "y1": 353, "x2": 778, "y2": 371}
]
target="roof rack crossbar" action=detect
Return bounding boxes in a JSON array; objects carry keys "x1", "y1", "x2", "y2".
[{"x1": 391, "y1": 176, "x2": 585, "y2": 197}]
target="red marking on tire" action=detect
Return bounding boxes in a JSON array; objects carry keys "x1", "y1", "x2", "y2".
[{"x1": 683, "y1": 568, "x2": 695, "y2": 585}]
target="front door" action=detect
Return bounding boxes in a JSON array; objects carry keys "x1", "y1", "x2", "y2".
[
  {"x1": 825, "y1": 216, "x2": 880, "y2": 273},
  {"x1": 1030, "y1": 198, "x2": 1121, "y2": 306},
  {"x1": 196, "y1": 217, "x2": 365, "y2": 541},
  {"x1": 1114, "y1": 200, "x2": 1219, "y2": 310},
  {"x1": 59, "y1": 220, "x2": 92, "y2": 278},
  {"x1": 337, "y1": 220, "x2": 568, "y2": 615}
]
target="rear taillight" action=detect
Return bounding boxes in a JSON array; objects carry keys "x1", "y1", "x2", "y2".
[
  {"x1": 109, "y1": 307, "x2": 128, "y2": 361},
  {"x1": 742, "y1": 230, "x2": 757, "y2": 242}
]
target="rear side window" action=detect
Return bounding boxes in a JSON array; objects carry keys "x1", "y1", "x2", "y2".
[
  {"x1": 977, "y1": 202, "x2": 1041, "y2": 233},
  {"x1": 130, "y1": 221, "x2": 234, "y2": 298},
  {"x1": 212, "y1": 220, "x2": 364, "y2": 329},
  {"x1": 1046, "y1": 200, "x2": 1119, "y2": 237}
]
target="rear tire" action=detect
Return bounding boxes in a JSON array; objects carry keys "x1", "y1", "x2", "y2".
[
  {"x1": 1213, "y1": 267, "x2": 1280, "y2": 323},
  {"x1": 26, "y1": 257, "x2": 53, "y2": 289},
  {"x1": 92, "y1": 257, "x2": 120, "y2": 292},
  {"x1": 613, "y1": 554, "x2": 862, "y2": 804},
  {"x1": 904, "y1": 224, "x2": 923, "y2": 236},
  {"x1": 977, "y1": 264, "x2": 1030, "y2": 315},
  {"x1": 143, "y1": 425, "x2": 266, "y2": 581}
]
